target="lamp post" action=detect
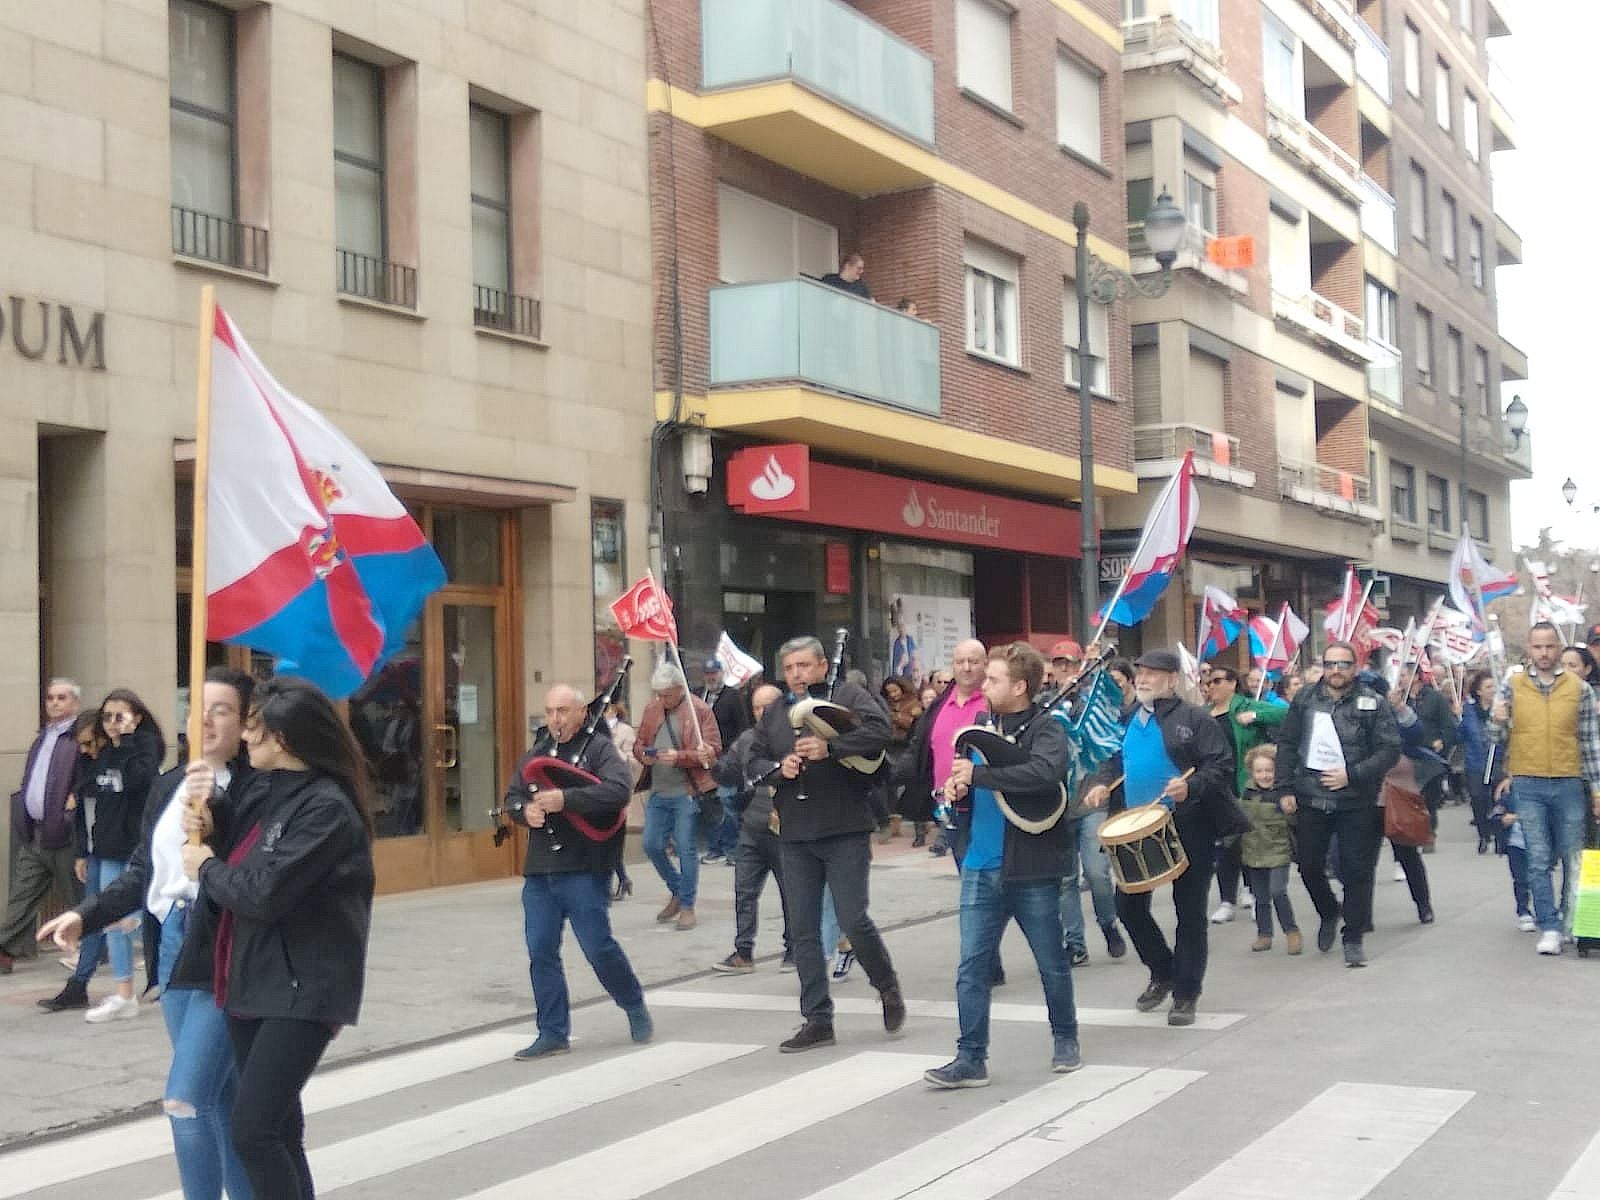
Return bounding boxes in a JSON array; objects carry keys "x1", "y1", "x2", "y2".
[
  {"x1": 1456, "y1": 391, "x2": 1528, "y2": 543},
  {"x1": 1075, "y1": 187, "x2": 1186, "y2": 638}
]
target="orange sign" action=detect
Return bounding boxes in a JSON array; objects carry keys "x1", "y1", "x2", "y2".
[{"x1": 1207, "y1": 235, "x2": 1256, "y2": 270}]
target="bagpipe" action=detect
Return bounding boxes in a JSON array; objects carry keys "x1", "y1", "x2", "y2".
[
  {"x1": 489, "y1": 656, "x2": 633, "y2": 850},
  {"x1": 786, "y1": 628, "x2": 886, "y2": 776}
]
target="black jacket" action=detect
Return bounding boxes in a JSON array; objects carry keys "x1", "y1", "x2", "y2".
[
  {"x1": 749, "y1": 680, "x2": 891, "y2": 843},
  {"x1": 698, "y1": 685, "x2": 752, "y2": 749},
  {"x1": 893, "y1": 683, "x2": 971, "y2": 806},
  {"x1": 1410, "y1": 684, "x2": 1459, "y2": 757},
  {"x1": 75, "y1": 726, "x2": 161, "y2": 860},
  {"x1": 952, "y1": 703, "x2": 1073, "y2": 882},
  {"x1": 1273, "y1": 680, "x2": 1402, "y2": 811},
  {"x1": 197, "y1": 770, "x2": 375, "y2": 1025},
  {"x1": 712, "y1": 726, "x2": 780, "y2": 839},
  {"x1": 507, "y1": 732, "x2": 632, "y2": 875},
  {"x1": 1092, "y1": 696, "x2": 1238, "y2": 837}
]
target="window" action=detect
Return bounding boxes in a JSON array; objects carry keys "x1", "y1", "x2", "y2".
[
  {"x1": 718, "y1": 186, "x2": 838, "y2": 283},
  {"x1": 469, "y1": 105, "x2": 511, "y2": 298},
  {"x1": 1468, "y1": 218, "x2": 1486, "y2": 287},
  {"x1": 1173, "y1": 0, "x2": 1220, "y2": 47},
  {"x1": 1124, "y1": 0, "x2": 1147, "y2": 17},
  {"x1": 1403, "y1": 22, "x2": 1422, "y2": 97},
  {"x1": 1441, "y1": 191, "x2": 1458, "y2": 265},
  {"x1": 1365, "y1": 277, "x2": 1398, "y2": 346},
  {"x1": 1126, "y1": 177, "x2": 1153, "y2": 224},
  {"x1": 1183, "y1": 157, "x2": 1217, "y2": 235},
  {"x1": 957, "y1": 0, "x2": 1013, "y2": 111},
  {"x1": 591, "y1": 498, "x2": 627, "y2": 696},
  {"x1": 1409, "y1": 162, "x2": 1428, "y2": 243},
  {"x1": 1435, "y1": 58, "x2": 1452, "y2": 130},
  {"x1": 965, "y1": 239, "x2": 1020, "y2": 366},
  {"x1": 170, "y1": 0, "x2": 234, "y2": 223},
  {"x1": 1415, "y1": 306, "x2": 1434, "y2": 386},
  {"x1": 1466, "y1": 489, "x2": 1489, "y2": 537},
  {"x1": 1473, "y1": 345, "x2": 1490, "y2": 416},
  {"x1": 1262, "y1": 10, "x2": 1299, "y2": 113},
  {"x1": 1446, "y1": 327, "x2": 1464, "y2": 398},
  {"x1": 1269, "y1": 207, "x2": 1309, "y2": 296},
  {"x1": 1458, "y1": 0, "x2": 1473, "y2": 33},
  {"x1": 1463, "y1": 92, "x2": 1481, "y2": 162},
  {"x1": 1426, "y1": 474, "x2": 1451, "y2": 531},
  {"x1": 1392, "y1": 460, "x2": 1417, "y2": 523},
  {"x1": 1056, "y1": 53, "x2": 1101, "y2": 163},
  {"x1": 1062, "y1": 282, "x2": 1109, "y2": 395},
  {"x1": 333, "y1": 54, "x2": 389, "y2": 291}
]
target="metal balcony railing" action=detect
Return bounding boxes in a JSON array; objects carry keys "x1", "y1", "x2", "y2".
[
  {"x1": 1265, "y1": 99, "x2": 1361, "y2": 194},
  {"x1": 1278, "y1": 457, "x2": 1374, "y2": 508},
  {"x1": 1359, "y1": 174, "x2": 1398, "y2": 254},
  {"x1": 1120, "y1": 13, "x2": 1242, "y2": 103},
  {"x1": 1134, "y1": 423, "x2": 1241, "y2": 468},
  {"x1": 171, "y1": 205, "x2": 270, "y2": 275},
  {"x1": 472, "y1": 285, "x2": 541, "y2": 339},
  {"x1": 336, "y1": 249, "x2": 418, "y2": 309}
]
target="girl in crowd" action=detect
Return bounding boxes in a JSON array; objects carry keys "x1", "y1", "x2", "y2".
[
  {"x1": 1561, "y1": 645, "x2": 1598, "y2": 692},
  {"x1": 1107, "y1": 658, "x2": 1136, "y2": 709},
  {"x1": 1239, "y1": 745, "x2": 1301, "y2": 954},
  {"x1": 1458, "y1": 669, "x2": 1502, "y2": 855},
  {"x1": 182, "y1": 676, "x2": 376, "y2": 1200},
  {"x1": 880, "y1": 676, "x2": 925, "y2": 844}
]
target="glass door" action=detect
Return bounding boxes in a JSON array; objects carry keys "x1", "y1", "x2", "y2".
[{"x1": 441, "y1": 601, "x2": 500, "y2": 837}]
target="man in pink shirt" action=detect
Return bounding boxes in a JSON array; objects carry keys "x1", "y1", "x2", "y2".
[{"x1": 896, "y1": 640, "x2": 988, "y2": 860}]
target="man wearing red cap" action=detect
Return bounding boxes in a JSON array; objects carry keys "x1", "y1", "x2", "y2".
[{"x1": 1047, "y1": 640, "x2": 1083, "y2": 690}]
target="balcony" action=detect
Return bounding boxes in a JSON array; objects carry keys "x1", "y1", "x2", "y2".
[
  {"x1": 1359, "y1": 175, "x2": 1397, "y2": 254},
  {"x1": 1495, "y1": 212, "x2": 1523, "y2": 266},
  {"x1": 1486, "y1": 0, "x2": 1511, "y2": 39},
  {"x1": 698, "y1": 0, "x2": 935, "y2": 194},
  {"x1": 1504, "y1": 429, "x2": 1533, "y2": 475},
  {"x1": 336, "y1": 249, "x2": 417, "y2": 310},
  {"x1": 1488, "y1": 56, "x2": 1517, "y2": 150},
  {"x1": 1265, "y1": 100, "x2": 1362, "y2": 202},
  {"x1": 1121, "y1": 15, "x2": 1243, "y2": 106},
  {"x1": 472, "y1": 285, "x2": 541, "y2": 340},
  {"x1": 1501, "y1": 335, "x2": 1529, "y2": 382},
  {"x1": 172, "y1": 205, "x2": 270, "y2": 276},
  {"x1": 1126, "y1": 223, "x2": 1247, "y2": 295},
  {"x1": 708, "y1": 277, "x2": 940, "y2": 416},
  {"x1": 1278, "y1": 457, "x2": 1381, "y2": 521},
  {"x1": 1272, "y1": 288, "x2": 1375, "y2": 363},
  {"x1": 1351, "y1": 12, "x2": 1391, "y2": 103},
  {"x1": 1367, "y1": 340, "x2": 1401, "y2": 408},
  {"x1": 1134, "y1": 423, "x2": 1254, "y2": 488}
]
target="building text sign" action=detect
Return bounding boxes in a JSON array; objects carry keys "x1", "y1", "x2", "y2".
[{"x1": 1, "y1": 294, "x2": 106, "y2": 370}]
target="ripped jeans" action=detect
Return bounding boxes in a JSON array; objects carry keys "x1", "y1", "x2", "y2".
[{"x1": 159, "y1": 904, "x2": 253, "y2": 1200}]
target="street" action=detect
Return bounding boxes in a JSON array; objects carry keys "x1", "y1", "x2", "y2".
[{"x1": 4, "y1": 819, "x2": 1599, "y2": 1199}]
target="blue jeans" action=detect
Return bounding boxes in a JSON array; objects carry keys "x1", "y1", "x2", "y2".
[
  {"x1": 1510, "y1": 776, "x2": 1587, "y2": 933},
  {"x1": 956, "y1": 869, "x2": 1077, "y2": 1064},
  {"x1": 522, "y1": 872, "x2": 644, "y2": 1041},
  {"x1": 74, "y1": 856, "x2": 132, "y2": 984},
  {"x1": 643, "y1": 792, "x2": 701, "y2": 908},
  {"x1": 1060, "y1": 809, "x2": 1118, "y2": 951},
  {"x1": 820, "y1": 885, "x2": 841, "y2": 959},
  {"x1": 712, "y1": 786, "x2": 740, "y2": 857},
  {"x1": 158, "y1": 906, "x2": 252, "y2": 1200}
]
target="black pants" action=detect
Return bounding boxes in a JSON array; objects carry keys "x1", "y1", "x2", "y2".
[
  {"x1": 1115, "y1": 817, "x2": 1214, "y2": 1002},
  {"x1": 1391, "y1": 840, "x2": 1432, "y2": 913},
  {"x1": 229, "y1": 1016, "x2": 335, "y2": 1200},
  {"x1": 1214, "y1": 838, "x2": 1246, "y2": 905},
  {"x1": 733, "y1": 827, "x2": 791, "y2": 959},
  {"x1": 1422, "y1": 775, "x2": 1447, "y2": 834},
  {"x1": 1295, "y1": 804, "x2": 1384, "y2": 945},
  {"x1": 1467, "y1": 775, "x2": 1496, "y2": 839},
  {"x1": 781, "y1": 833, "x2": 897, "y2": 1023}
]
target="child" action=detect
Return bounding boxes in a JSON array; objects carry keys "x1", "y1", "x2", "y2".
[
  {"x1": 1239, "y1": 745, "x2": 1302, "y2": 954},
  {"x1": 1489, "y1": 792, "x2": 1534, "y2": 931}
]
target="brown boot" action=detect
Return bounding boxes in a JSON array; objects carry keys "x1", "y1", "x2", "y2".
[
  {"x1": 656, "y1": 897, "x2": 680, "y2": 923},
  {"x1": 1251, "y1": 936, "x2": 1272, "y2": 952},
  {"x1": 676, "y1": 907, "x2": 697, "y2": 931},
  {"x1": 889, "y1": 814, "x2": 903, "y2": 838},
  {"x1": 1285, "y1": 930, "x2": 1304, "y2": 955}
]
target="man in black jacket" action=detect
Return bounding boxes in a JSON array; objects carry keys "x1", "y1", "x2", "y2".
[
  {"x1": 506, "y1": 684, "x2": 652, "y2": 1060},
  {"x1": 1406, "y1": 671, "x2": 1458, "y2": 837},
  {"x1": 924, "y1": 643, "x2": 1079, "y2": 1088},
  {"x1": 710, "y1": 683, "x2": 788, "y2": 974},
  {"x1": 1084, "y1": 649, "x2": 1235, "y2": 1027},
  {"x1": 750, "y1": 635, "x2": 904, "y2": 1053},
  {"x1": 1274, "y1": 642, "x2": 1401, "y2": 967},
  {"x1": 698, "y1": 658, "x2": 752, "y2": 864}
]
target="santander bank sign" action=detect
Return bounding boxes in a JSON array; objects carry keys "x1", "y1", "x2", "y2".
[{"x1": 900, "y1": 487, "x2": 1002, "y2": 540}]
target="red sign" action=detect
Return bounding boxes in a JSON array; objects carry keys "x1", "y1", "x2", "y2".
[
  {"x1": 609, "y1": 573, "x2": 679, "y2": 643},
  {"x1": 825, "y1": 542, "x2": 851, "y2": 594},
  {"x1": 727, "y1": 444, "x2": 811, "y2": 514},
  {"x1": 734, "y1": 454, "x2": 1080, "y2": 558},
  {"x1": 1206, "y1": 235, "x2": 1256, "y2": 269}
]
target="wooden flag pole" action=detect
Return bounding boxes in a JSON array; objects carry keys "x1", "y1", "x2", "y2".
[
  {"x1": 185, "y1": 285, "x2": 217, "y2": 846},
  {"x1": 1254, "y1": 603, "x2": 1287, "y2": 701}
]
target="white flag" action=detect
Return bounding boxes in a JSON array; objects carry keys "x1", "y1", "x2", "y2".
[{"x1": 715, "y1": 630, "x2": 764, "y2": 687}]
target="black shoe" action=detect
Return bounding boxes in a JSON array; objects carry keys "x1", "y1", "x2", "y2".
[
  {"x1": 991, "y1": 965, "x2": 1007, "y2": 987},
  {"x1": 912, "y1": 830, "x2": 927, "y2": 848},
  {"x1": 1168, "y1": 998, "x2": 1197, "y2": 1027},
  {"x1": 1477, "y1": 835, "x2": 1490, "y2": 855},
  {"x1": 1069, "y1": 947, "x2": 1090, "y2": 968},
  {"x1": 1135, "y1": 977, "x2": 1172, "y2": 1012},
  {"x1": 1103, "y1": 923, "x2": 1127, "y2": 959},
  {"x1": 38, "y1": 980, "x2": 89, "y2": 1012},
  {"x1": 779, "y1": 1021, "x2": 836, "y2": 1053},
  {"x1": 1418, "y1": 906, "x2": 1435, "y2": 925},
  {"x1": 880, "y1": 985, "x2": 907, "y2": 1035},
  {"x1": 613, "y1": 876, "x2": 633, "y2": 901},
  {"x1": 1343, "y1": 940, "x2": 1367, "y2": 968},
  {"x1": 1316, "y1": 913, "x2": 1339, "y2": 954}
]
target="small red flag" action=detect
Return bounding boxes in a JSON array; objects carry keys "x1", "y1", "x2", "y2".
[{"x1": 610, "y1": 573, "x2": 678, "y2": 643}]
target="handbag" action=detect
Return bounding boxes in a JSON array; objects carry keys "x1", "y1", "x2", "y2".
[{"x1": 1382, "y1": 779, "x2": 1434, "y2": 847}]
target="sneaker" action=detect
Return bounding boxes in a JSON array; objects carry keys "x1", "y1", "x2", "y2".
[
  {"x1": 779, "y1": 951, "x2": 797, "y2": 973},
  {"x1": 924, "y1": 1057, "x2": 989, "y2": 1089},
  {"x1": 712, "y1": 953, "x2": 755, "y2": 974},
  {"x1": 512, "y1": 1035, "x2": 571, "y2": 1061},
  {"x1": 880, "y1": 985, "x2": 907, "y2": 1035},
  {"x1": 1209, "y1": 902, "x2": 1235, "y2": 924},
  {"x1": 625, "y1": 1005, "x2": 654, "y2": 1044},
  {"x1": 59, "y1": 956, "x2": 78, "y2": 972},
  {"x1": 779, "y1": 1021, "x2": 836, "y2": 1053},
  {"x1": 1316, "y1": 912, "x2": 1340, "y2": 954},
  {"x1": 1518, "y1": 914, "x2": 1538, "y2": 933},
  {"x1": 1167, "y1": 998, "x2": 1197, "y2": 1027},
  {"x1": 1069, "y1": 946, "x2": 1089, "y2": 968},
  {"x1": 38, "y1": 980, "x2": 89, "y2": 1012},
  {"x1": 1393, "y1": 864, "x2": 1407, "y2": 882},
  {"x1": 1239, "y1": 893, "x2": 1255, "y2": 911},
  {"x1": 1285, "y1": 930, "x2": 1304, "y2": 956},
  {"x1": 699, "y1": 852, "x2": 724, "y2": 865},
  {"x1": 1135, "y1": 977, "x2": 1172, "y2": 1013},
  {"x1": 1343, "y1": 941, "x2": 1367, "y2": 968},
  {"x1": 656, "y1": 898, "x2": 681, "y2": 923},
  {"x1": 84, "y1": 994, "x2": 139, "y2": 1023},
  {"x1": 675, "y1": 908, "x2": 697, "y2": 932},
  {"x1": 1051, "y1": 1038, "x2": 1082, "y2": 1073},
  {"x1": 1102, "y1": 924, "x2": 1127, "y2": 959},
  {"x1": 1536, "y1": 930, "x2": 1562, "y2": 956},
  {"x1": 832, "y1": 950, "x2": 856, "y2": 981}
]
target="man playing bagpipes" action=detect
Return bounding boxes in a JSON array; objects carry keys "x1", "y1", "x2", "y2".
[{"x1": 924, "y1": 642, "x2": 1081, "y2": 1089}]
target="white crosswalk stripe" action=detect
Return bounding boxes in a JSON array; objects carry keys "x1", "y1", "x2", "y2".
[{"x1": 1550, "y1": 1128, "x2": 1600, "y2": 1199}]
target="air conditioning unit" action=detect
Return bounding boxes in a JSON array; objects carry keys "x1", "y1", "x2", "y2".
[{"x1": 1358, "y1": 570, "x2": 1392, "y2": 602}]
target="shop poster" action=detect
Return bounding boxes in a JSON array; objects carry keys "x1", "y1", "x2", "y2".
[{"x1": 888, "y1": 594, "x2": 974, "y2": 683}]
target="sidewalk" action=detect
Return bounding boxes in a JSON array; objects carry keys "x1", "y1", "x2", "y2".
[{"x1": 0, "y1": 832, "x2": 960, "y2": 1148}]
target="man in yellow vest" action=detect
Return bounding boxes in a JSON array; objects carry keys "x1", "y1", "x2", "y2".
[{"x1": 1489, "y1": 622, "x2": 1600, "y2": 955}]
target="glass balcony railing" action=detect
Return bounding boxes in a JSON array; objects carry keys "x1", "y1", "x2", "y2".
[
  {"x1": 1367, "y1": 340, "x2": 1401, "y2": 407},
  {"x1": 1352, "y1": 12, "x2": 1391, "y2": 103},
  {"x1": 1359, "y1": 174, "x2": 1398, "y2": 254},
  {"x1": 701, "y1": 0, "x2": 935, "y2": 145},
  {"x1": 709, "y1": 277, "x2": 941, "y2": 416}
]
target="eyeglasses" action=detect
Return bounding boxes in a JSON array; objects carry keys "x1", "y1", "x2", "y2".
[{"x1": 1321, "y1": 659, "x2": 1356, "y2": 670}]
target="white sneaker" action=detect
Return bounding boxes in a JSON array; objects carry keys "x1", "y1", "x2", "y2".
[
  {"x1": 1393, "y1": 864, "x2": 1407, "y2": 882},
  {"x1": 84, "y1": 994, "x2": 139, "y2": 1023},
  {"x1": 1209, "y1": 902, "x2": 1235, "y2": 924},
  {"x1": 1239, "y1": 893, "x2": 1255, "y2": 911},
  {"x1": 1536, "y1": 930, "x2": 1562, "y2": 956},
  {"x1": 1518, "y1": 914, "x2": 1538, "y2": 933}
]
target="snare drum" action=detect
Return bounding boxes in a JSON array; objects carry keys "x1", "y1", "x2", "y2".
[{"x1": 1098, "y1": 804, "x2": 1188, "y2": 894}]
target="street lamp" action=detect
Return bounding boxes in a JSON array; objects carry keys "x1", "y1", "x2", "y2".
[
  {"x1": 1074, "y1": 187, "x2": 1186, "y2": 637},
  {"x1": 1457, "y1": 392, "x2": 1530, "y2": 542},
  {"x1": 1564, "y1": 477, "x2": 1579, "y2": 507},
  {"x1": 1505, "y1": 394, "x2": 1529, "y2": 445}
]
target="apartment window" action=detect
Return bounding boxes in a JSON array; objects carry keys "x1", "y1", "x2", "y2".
[
  {"x1": 1466, "y1": 490, "x2": 1489, "y2": 537},
  {"x1": 333, "y1": 53, "x2": 396, "y2": 300},
  {"x1": 1392, "y1": 460, "x2": 1417, "y2": 523},
  {"x1": 1409, "y1": 162, "x2": 1428, "y2": 243},
  {"x1": 591, "y1": 498, "x2": 627, "y2": 696},
  {"x1": 470, "y1": 106, "x2": 510, "y2": 296},
  {"x1": 1473, "y1": 345, "x2": 1490, "y2": 415},
  {"x1": 1183, "y1": 157, "x2": 1217, "y2": 236},
  {"x1": 1262, "y1": 10, "x2": 1299, "y2": 113},
  {"x1": 1365, "y1": 277, "x2": 1398, "y2": 346},
  {"x1": 965, "y1": 239, "x2": 1020, "y2": 366},
  {"x1": 1124, "y1": 0, "x2": 1147, "y2": 17},
  {"x1": 1403, "y1": 22, "x2": 1422, "y2": 97},
  {"x1": 170, "y1": 0, "x2": 234, "y2": 223},
  {"x1": 1126, "y1": 177, "x2": 1153, "y2": 224},
  {"x1": 1062, "y1": 282, "x2": 1109, "y2": 395},
  {"x1": 957, "y1": 0, "x2": 1013, "y2": 112},
  {"x1": 1458, "y1": 0, "x2": 1472, "y2": 33},
  {"x1": 1056, "y1": 53, "x2": 1102, "y2": 163},
  {"x1": 1446, "y1": 327, "x2": 1464, "y2": 398},
  {"x1": 1435, "y1": 59, "x2": 1452, "y2": 130},
  {"x1": 1441, "y1": 191, "x2": 1458, "y2": 265},
  {"x1": 1415, "y1": 306, "x2": 1435, "y2": 386},
  {"x1": 1468, "y1": 218, "x2": 1486, "y2": 287},
  {"x1": 719, "y1": 186, "x2": 838, "y2": 283},
  {"x1": 1463, "y1": 92, "x2": 1481, "y2": 162},
  {"x1": 1269, "y1": 207, "x2": 1309, "y2": 297},
  {"x1": 1426, "y1": 474, "x2": 1451, "y2": 531},
  {"x1": 1173, "y1": 0, "x2": 1220, "y2": 47}
]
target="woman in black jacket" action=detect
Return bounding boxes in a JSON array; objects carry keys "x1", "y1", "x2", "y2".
[{"x1": 181, "y1": 676, "x2": 376, "y2": 1200}]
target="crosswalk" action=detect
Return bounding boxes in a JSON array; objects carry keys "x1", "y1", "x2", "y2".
[{"x1": 7, "y1": 1014, "x2": 1599, "y2": 1199}]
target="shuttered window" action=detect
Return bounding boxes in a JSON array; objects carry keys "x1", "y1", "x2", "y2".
[
  {"x1": 1187, "y1": 351, "x2": 1225, "y2": 433},
  {"x1": 1133, "y1": 344, "x2": 1162, "y2": 427}
]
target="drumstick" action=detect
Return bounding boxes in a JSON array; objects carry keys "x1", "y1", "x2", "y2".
[{"x1": 1099, "y1": 767, "x2": 1194, "y2": 801}]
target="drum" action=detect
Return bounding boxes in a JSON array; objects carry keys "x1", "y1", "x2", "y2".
[{"x1": 1098, "y1": 804, "x2": 1188, "y2": 893}]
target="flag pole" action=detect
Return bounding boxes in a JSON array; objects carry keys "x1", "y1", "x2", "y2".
[
  {"x1": 186, "y1": 285, "x2": 217, "y2": 845},
  {"x1": 1088, "y1": 460, "x2": 1184, "y2": 648},
  {"x1": 1346, "y1": 579, "x2": 1375, "y2": 644},
  {"x1": 1254, "y1": 604, "x2": 1286, "y2": 701},
  {"x1": 1334, "y1": 567, "x2": 1356, "y2": 643},
  {"x1": 1401, "y1": 597, "x2": 1446, "y2": 696},
  {"x1": 651, "y1": 568, "x2": 703, "y2": 751}
]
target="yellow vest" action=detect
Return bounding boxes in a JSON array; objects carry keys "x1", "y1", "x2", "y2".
[{"x1": 1507, "y1": 671, "x2": 1585, "y2": 779}]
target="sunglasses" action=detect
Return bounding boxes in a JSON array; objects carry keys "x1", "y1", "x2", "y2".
[{"x1": 1321, "y1": 659, "x2": 1356, "y2": 670}]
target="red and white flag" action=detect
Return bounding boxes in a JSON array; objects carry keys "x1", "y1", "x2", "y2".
[{"x1": 610, "y1": 573, "x2": 678, "y2": 644}]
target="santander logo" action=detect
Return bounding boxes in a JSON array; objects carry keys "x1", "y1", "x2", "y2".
[
  {"x1": 902, "y1": 487, "x2": 1002, "y2": 540},
  {"x1": 902, "y1": 488, "x2": 926, "y2": 528},
  {"x1": 749, "y1": 453, "x2": 797, "y2": 502}
]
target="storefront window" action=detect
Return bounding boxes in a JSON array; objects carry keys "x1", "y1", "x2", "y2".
[
  {"x1": 874, "y1": 543, "x2": 974, "y2": 689},
  {"x1": 592, "y1": 498, "x2": 626, "y2": 694}
]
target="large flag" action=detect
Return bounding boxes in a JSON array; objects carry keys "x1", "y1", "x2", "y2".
[
  {"x1": 1197, "y1": 586, "x2": 1247, "y2": 659},
  {"x1": 1097, "y1": 451, "x2": 1199, "y2": 628},
  {"x1": 204, "y1": 305, "x2": 445, "y2": 698},
  {"x1": 1323, "y1": 565, "x2": 1380, "y2": 647},
  {"x1": 1248, "y1": 605, "x2": 1309, "y2": 672},
  {"x1": 1247, "y1": 614, "x2": 1279, "y2": 667},
  {"x1": 715, "y1": 630, "x2": 764, "y2": 686},
  {"x1": 1449, "y1": 531, "x2": 1517, "y2": 629},
  {"x1": 610, "y1": 573, "x2": 679, "y2": 644}
]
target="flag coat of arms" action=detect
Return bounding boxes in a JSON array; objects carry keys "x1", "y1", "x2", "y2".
[{"x1": 204, "y1": 305, "x2": 445, "y2": 698}]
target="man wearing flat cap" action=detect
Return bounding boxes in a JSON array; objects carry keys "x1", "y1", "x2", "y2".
[{"x1": 1082, "y1": 648, "x2": 1235, "y2": 1026}]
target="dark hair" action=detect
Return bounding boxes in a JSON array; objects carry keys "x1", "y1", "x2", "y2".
[
  {"x1": 990, "y1": 642, "x2": 1045, "y2": 696},
  {"x1": 1209, "y1": 666, "x2": 1239, "y2": 685},
  {"x1": 1108, "y1": 658, "x2": 1135, "y2": 685},
  {"x1": 204, "y1": 665, "x2": 256, "y2": 714},
  {"x1": 72, "y1": 711, "x2": 105, "y2": 750},
  {"x1": 1563, "y1": 645, "x2": 1599, "y2": 680},
  {"x1": 99, "y1": 687, "x2": 167, "y2": 763},
  {"x1": 895, "y1": 297, "x2": 915, "y2": 312},
  {"x1": 881, "y1": 675, "x2": 916, "y2": 702},
  {"x1": 1465, "y1": 669, "x2": 1494, "y2": 703},
  {"x1": 1530, "y1": 621, "x2": 1561, "y2": 638},
  {"x1": 250, "y1": 676, "x2": 376, "y2": 838}
]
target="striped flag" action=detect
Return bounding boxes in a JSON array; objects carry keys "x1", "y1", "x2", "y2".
[
  {"x1": 1057, "y1": 666, "x2": 1124, "y2": 787},
  {"x1": 1198, "y1": 586, "x2": 1247, "y2": 659}
]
